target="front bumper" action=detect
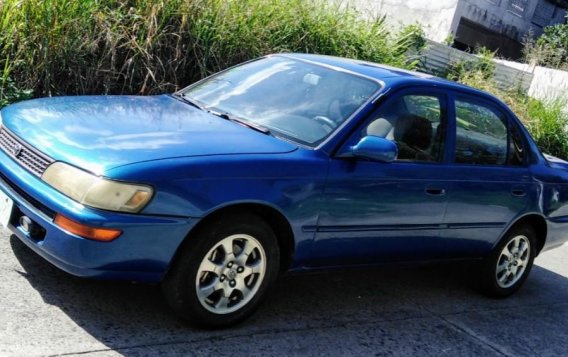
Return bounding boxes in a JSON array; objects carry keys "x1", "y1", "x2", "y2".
[{"x1": 0, "y1": 149, "x2": 195, "y2": 283}]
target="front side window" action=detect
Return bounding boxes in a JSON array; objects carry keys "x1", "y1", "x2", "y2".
[
  {"x1": 454, "y1": 99, "x2": 509, "y2": 165},
  {"x1": 181, "y1": 56, "x2": 380, "y2": 146},
  {"x1": 364, "y1": 94, "x2": 445, "y2": 162}
]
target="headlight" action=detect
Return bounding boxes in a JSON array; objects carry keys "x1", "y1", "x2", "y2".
[{"x1": 42, "y1": 162, "x2": 153, "y2": 213}]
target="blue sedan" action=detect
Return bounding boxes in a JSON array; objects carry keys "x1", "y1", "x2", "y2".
[{"x1": 1, "y1": 54, "x2": 568, "y2": 327}]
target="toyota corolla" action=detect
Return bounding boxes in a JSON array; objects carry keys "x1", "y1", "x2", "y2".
[{"x1": 1, "y1": 54, "x2": 568, "y2": 327}]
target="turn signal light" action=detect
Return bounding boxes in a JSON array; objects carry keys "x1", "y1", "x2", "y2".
[{"x1": 54, "y1": 214, "x2": 122, "y2": 242}]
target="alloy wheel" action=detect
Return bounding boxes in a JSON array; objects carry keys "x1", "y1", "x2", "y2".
[
  {"x1": 195, "y1": 234, "x2": 266, "y2": 314},
  {"x1": 495, "y1": 235, "x2": 530, "y2": 289}
]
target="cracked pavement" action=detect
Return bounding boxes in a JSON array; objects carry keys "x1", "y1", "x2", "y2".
[{"x1": 2, "y1": 230, "x2": 568, "y2": 356}]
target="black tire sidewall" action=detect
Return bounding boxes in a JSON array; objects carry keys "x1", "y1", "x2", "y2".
[{"x1": 163, "y1": 213, "x2": 280, "y2": 328}]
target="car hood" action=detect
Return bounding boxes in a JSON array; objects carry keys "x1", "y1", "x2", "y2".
[{"x1": 1, "y1": 95, "x2": 297, "y2": 174}]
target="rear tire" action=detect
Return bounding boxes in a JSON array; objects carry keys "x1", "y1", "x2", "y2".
[
  {"x1": 162, "y1": 213, "x2": 280, "y2": 328},
  {"x1": 477, "y1": 225, "x2": 536, "y2": 298}
]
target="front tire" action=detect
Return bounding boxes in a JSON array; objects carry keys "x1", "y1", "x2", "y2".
[
  {"x1": 477, "y1": 225, "x2": 536, "y2": 297},
  {"x1": 162, "y1": 213, "x2": 280, "y2": 328}
]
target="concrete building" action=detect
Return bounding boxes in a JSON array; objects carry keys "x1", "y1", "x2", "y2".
[{"x1": 343, "y1": 0, "x2": 568, "y2": 59}]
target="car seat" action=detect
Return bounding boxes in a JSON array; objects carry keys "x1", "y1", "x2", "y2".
[{"x1": 394, "y1": 114, "x2": 433, "y2": 161}]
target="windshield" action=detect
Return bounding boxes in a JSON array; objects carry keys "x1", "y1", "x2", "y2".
[{"x1": 180, "y1": 56, "x2": 380, "y2": 146}]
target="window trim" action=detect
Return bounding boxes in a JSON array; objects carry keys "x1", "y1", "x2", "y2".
[{"x1": 450, "y1": 93, "x2": 528, "y2": 168}]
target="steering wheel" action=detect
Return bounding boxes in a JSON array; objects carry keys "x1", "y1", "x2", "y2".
[{"x1": 313, "y1": 115, "x2": 336, "y2": 132}]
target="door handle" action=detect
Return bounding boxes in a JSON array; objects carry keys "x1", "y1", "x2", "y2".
[
  {"x1": 425, "y1": 187, "x2": 446, "y2": 196},
  {"x1": 511, "y1": 188, "x2": 526, "y2": 197}
]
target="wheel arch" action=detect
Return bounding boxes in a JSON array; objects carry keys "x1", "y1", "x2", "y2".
[
  {"x1": 503, "y1": 213, "x2": 547, "y2": 256},
  {"x1": 167, "y1": 202, "x2": 296, "y2": 277}
]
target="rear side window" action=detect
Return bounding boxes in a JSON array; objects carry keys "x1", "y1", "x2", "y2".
[{"x1": 454, "y1": 99, "x2": 524, "y2": 166}]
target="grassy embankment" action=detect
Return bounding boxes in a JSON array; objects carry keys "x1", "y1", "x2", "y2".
[{"x1": 0, "y1": 0, "x2": 423, "y2": 100}]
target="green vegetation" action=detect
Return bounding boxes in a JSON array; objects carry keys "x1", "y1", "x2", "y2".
[
  {"x1": 524, "y1": 18, "x2": 568, "y2": 69},
  {"x1": 446, "y1": 47, "x2": 496, "y2": 82},
  {"x1": 0, "y1": 0, "x2": 424, "y2": 104},
  {"x1": 539, "y1": 22, "x2": 568, "y2": 63},
  {"x1": 524, "y1": 99, "x2": 568, "y2": 158},
  {"x1": 0, "y1": 77, "x2": 32, "y2": 108},
  {"x1": 523, "y1": 16, "x2": 568, "y2": 70}
]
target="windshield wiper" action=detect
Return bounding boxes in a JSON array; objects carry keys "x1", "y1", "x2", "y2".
[
  {"x1": 174, "y1": 93, "x2": 206, "y2": 111},
  {"x1": 174, "y1": 95, "x2": 272, "y2": 135},
  {"x1": 207, "y1": 109, "x2": 271, "y2": 135}
]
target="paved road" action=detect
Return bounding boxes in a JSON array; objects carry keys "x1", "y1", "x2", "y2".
[{"x1": 1, "y1": 230, "x2": 568, "y2": 357}]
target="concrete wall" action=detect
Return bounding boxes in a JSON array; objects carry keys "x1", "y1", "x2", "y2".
[
  {"x1": 419, "y1": 40, "x2": 534, "y2": 91},
  {"x1": 454, "y1": 0, "x2": 545, "y2": 43},
  {"x1": 451, "y1": 0, "x2": 566, "y2": 42},
  {"x1": 337, "y1": 0, "x2": 460, "y2": 42},
  {"x1": 528, "y1": 66, "x2": 568, "y2": 107},
  {"x1": 494, "y1": 57, "x2": 532, "y2": 71},
  {"x1": 493, "y1": 60, "x2": 568, "y2": 110}
]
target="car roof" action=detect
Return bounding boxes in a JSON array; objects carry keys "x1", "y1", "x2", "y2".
[{"x1": 278, "y1": 53, "x2": 495, "y2": 101}]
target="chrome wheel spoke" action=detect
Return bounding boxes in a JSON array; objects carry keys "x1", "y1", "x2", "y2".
[
  {"x1": 510, "y1": 266, "x2": 518, "y2": 276},
  {"x1": 512, "y1": 237, "x2": 521, "y2": 251},
  {"x1": 496, "y1": 262, "x2": 508, "y2": 275},
  {"x1": 242, "y1": 261, "x2": 263, "y2": 278},
  {"x1": 216, "y1": 296, "x2": 231, "y2": 309},
  {"x1": 235, "y1": 277, "x2": 251, "y2": 296},
  {"x1": 501, "y1": 245, "x2": 513, "y2": 260},
  {"x1": 235, "y1": 240, "x2": 256, "y2": 266},
  {"x1": 220, "y1": 240, "x2": 235, "y2": 261},
  {"x1": 519, "y1": 242, "x2": 529, "y2": 261},
  {"x1": 497, "y1": 271, "x2": 508, "y2": 284},
  {"x1": 201, "y1": 259, "x2": 223, "y2": 276},
  {"x1": 197, "y1": 277, "x2": 223, "y2": 300},
  {"x1": 241, "y1": 266, "x2": 253, "y2": 277},
  {"x1": 250, "y1": 260, "x2": 264, "y2": 274},
  {"x1": 241, "y1": 240, "x2": 256, "y2": 258}
]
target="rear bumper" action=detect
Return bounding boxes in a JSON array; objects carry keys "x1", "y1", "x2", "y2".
[
  {"x1": 0, "y1": 150, "x2": 196, "y2": 283},
  {"x1": 543, "y1": 216, "x2": 568, "y2": 253}
]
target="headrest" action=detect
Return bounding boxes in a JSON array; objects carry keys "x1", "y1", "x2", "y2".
[{"x1": 395, "y1": 114, "x2": 432, "y2": 150}]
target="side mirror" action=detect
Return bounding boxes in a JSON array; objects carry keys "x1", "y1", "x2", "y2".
[{"x1": 351, "y1": 136, "x2": 397, "y2": 163}]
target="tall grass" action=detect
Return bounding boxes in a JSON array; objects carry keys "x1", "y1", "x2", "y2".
[
  {"x1": 0, "y1": 0, "x2": 424, "y2": 101},
  {"x1": 524, "y1": 99, "x2": 568, "y2": 158}
]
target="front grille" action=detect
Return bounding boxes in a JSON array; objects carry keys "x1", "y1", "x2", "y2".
[
  {"x1": 0, "y1": 170, "x2": 55, "y2": 219},
  {"x1": 0, "y1": 127, "x2": 53, "y2": 176}
]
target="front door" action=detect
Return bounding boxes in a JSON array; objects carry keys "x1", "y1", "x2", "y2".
[{"x1": 310, "y1": 91, "x2": 452, "y2": 267}]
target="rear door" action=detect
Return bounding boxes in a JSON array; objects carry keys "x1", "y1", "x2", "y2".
[{"x1": 441, "y1": 94, "x2": 535, "y2": 257}]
